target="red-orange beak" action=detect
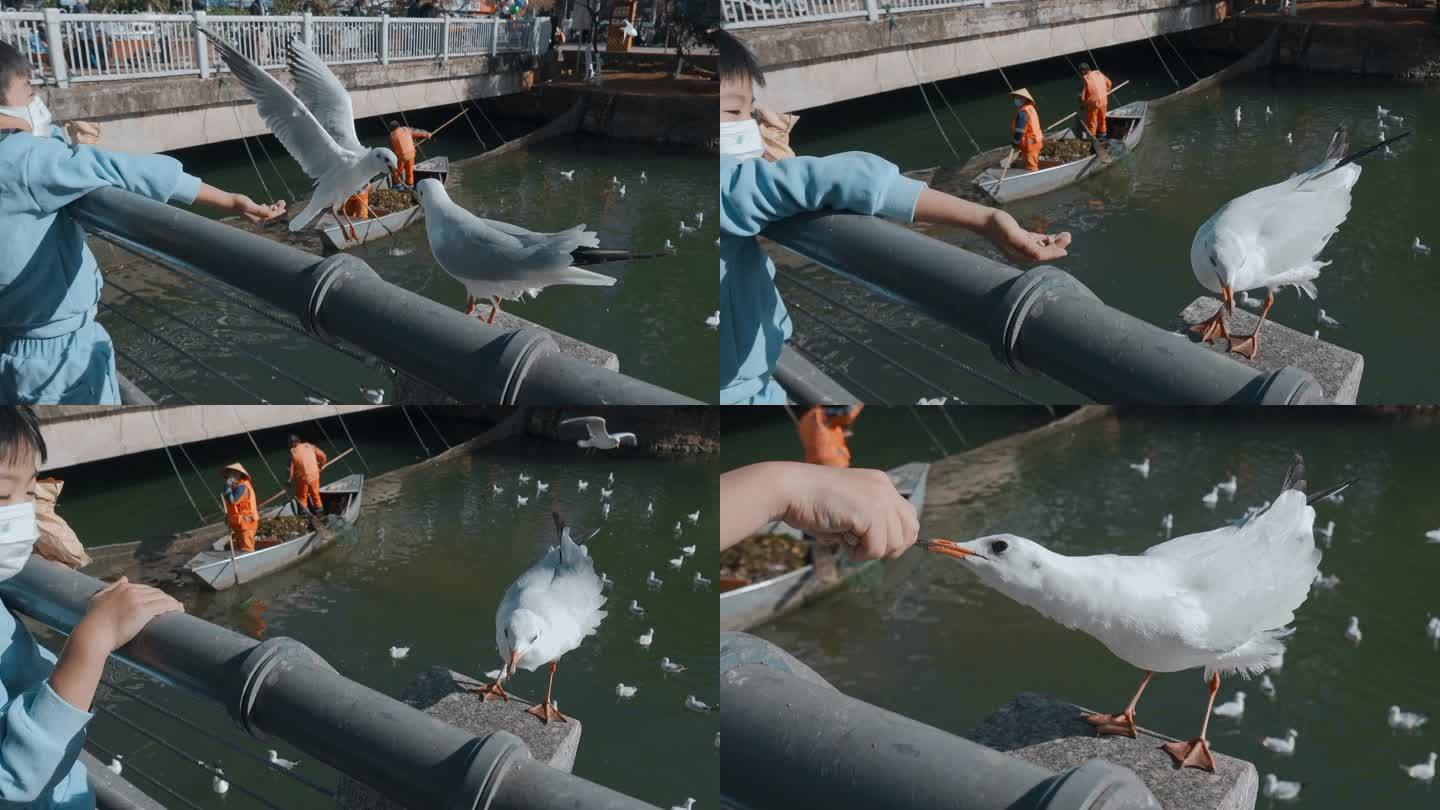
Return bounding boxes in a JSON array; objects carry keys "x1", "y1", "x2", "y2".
[{"x1": 920, "y1": 538, "x2": 987, "y2": 561}]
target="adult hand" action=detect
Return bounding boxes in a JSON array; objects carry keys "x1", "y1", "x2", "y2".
[
  {"x1": 781, "y1": 465, "x2": 919, "y2": 561},
  {"x1": 983, "y1": 208, "x2": 1072, "y2": 263}
]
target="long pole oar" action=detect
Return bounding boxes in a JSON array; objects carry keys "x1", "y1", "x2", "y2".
[
  {"x1": 219, "y1": 496, "x2": 243, "y2": 589},
  {"x1": 1045, "y1": 79, "x2": 1131, "y2": 133},
  {"x1": 253, "y1": 448, "x2": 355, "y2": 511},
  {"x1": 993, "y1": 148, "x2": 1018, "y2": 198},
  {"x1": 426, "y1": 108, "x2": 472, "y2": 141}
]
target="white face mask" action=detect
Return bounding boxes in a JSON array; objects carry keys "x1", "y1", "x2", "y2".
[
  {"x1": 225, "y1": 476, "x2": 238, "y2": 487},
  {"x1": 0, "y1": 502, "x2": 38, "y2": 582},
  {"x1": 1014, "y1": 98, "x2": 1024, "y2": 108},
  {"x1": 0, "y1": 95, "x2": 52, "y2": 135},
  {"x1": 720, "y1": 119, "x2": 765, "y2": 161}
]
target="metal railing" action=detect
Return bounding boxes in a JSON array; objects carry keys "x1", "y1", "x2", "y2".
[
  {"x1": 765, "y1": 213, "x2": 1328, "y2": 404},
  {"x1": 0, "y1": 9, "x2": 550, "y2": 86},
  {"x1": 2, "y1": 557, "x2": 658, "y2": 810},
  {"x1": 72, "y1": 185, "x2": 701, "y2": 405},
  {"x1": 722, "y1": 0, "x2": 1019, "y2": 29},
  {"x1": 720, "y1": 632, "x2": 1160, "y2": 809}
]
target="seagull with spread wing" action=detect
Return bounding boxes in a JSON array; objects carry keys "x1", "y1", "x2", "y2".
[
  {"x1": 558, "y1": 416, "x2": 638, "y2": 451},
  {"x1": 196, "y1": 24, "x2": 397, "y2": 242}
]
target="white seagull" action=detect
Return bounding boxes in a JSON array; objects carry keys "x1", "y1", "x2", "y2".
[
  {"x1": 705, "y1": 310, "x2": 720, "y2": 329},
  {"x1": 681, "y1": 544, "x2": 696, "y2": 556},
  {"x1": 196, "y1": 27, "x2": 397, "y2": 241},
  {"x1": 1189, "y1": 127, "x2": 1373, "y2": 360},
  {"x1": 1425, "y1": 529, "x2": 1440, "y2": 543},
  {"x1": 602, "y1": 502, "x2": 611, "y2": 520},
  {"x1": 1402, "y1": 752, "x2": 1437, "y2": 782},
  {"x1": 647, "y1": 501, "x2": 654, "y2": 515},
  {"x1": 615, "y1": 683, "x2": 637, "y2": 700},
  {"x1": 389, "y1": 646, "x2": 410, "y2": 660},
  {"x1": 679, "y1": 220, "x2": 696, "y2": 234},
  {"x1": 1413, "y1": 236, "x2": 1431, "y2": 256},
  {"x1": 473, "y1": 513, "x2": 607, "y2": 723},
  {"x1": 661, "y1": 657, "x2": 686, "y2": 674},
  {"x1": 671, "y1": 800, "x2": 696, "y2": 810},
  {"x1": 359, "y1": 386, "x2": 384, "y2": 405},
  {"x1": 668, "y1": 556, "x2": 685, "y2": 570},
  {"x1": 685, "y1": 695, "x2": 717, "y2": 713},
  {"x1": 1285, "y1": 132, "x2": 1293, "y2": 145},
  {"x1": 1262, "y1": 774, "x2": 1301, "y2": 802},
  {"x1": 1201, "y1": 486, "x2": 1219, "y2": 507},
  {"x1": 919, "y1": 454, "x2": 1349, "y2": 772},
  {"x1": 628, "y1": 599, "x2": 645, "y2": 616},
  {"x1": 268, "y1": 750, "x2": 301, "y2": 771},
  {"x1": 1217, "y1": 474, "x2": 1238, "y2": 497},
  {"x1": 693, "y1": 571, "x2": 711, "y2": 589},
  {"x1": 1426, "y1": 615, "x2": 1440, "y2": 651},
  {"x1": 646, "y1": 570, "x2": 663, "y2": 589},
  {"x1": 600, "y1": 488, "x2": 614, "y2": 499},
  {"x1": 1260, "y1": 728, "x2": 1298, "y2": 755},
  {"x1": 688, "y1": 510, "x2": 701, "y2": 525},
  {"x1": 1390, "y1": 705, "x2": 1430, "y2": 732},
  {"x1": 1344, "y1": 615, "x2": 1362, "y2": 644},
  {"x1": 599, "y1": 572, "x2": 613, "y2": 589},
  {"x1": 674, "y1": 521, "x2": 683, "y2": 536},
  {"x1": 413, "y1": 179, "x2": 615, "y2": 324},
  {"x1": 107, "y1": 756, "x2": 122, "y2": 775},
  {"x1": 1160, "y1": 513, "x2": 1173, "y2": 538},
  {"x1": 578, "y1": 480, "x2": 589, "y2": 491},
  {"x1": 212, "y1": 765, "x2": 228, "y2": 795},
  {"x1": 536, "y1": 481, "x2": 549, "y2": 493},
  {"x1": 1234, "y1": 106, "x2": 1242, "y2": 126},
  {"x1": 640, "y1": 170, "x2": 647, "y2": 182},
  {"x1": 1237, "y1": 290, "x2": 1262, "y2": 309},
  {"x1": 1312, "y1": 571, "x2": 1340, "y2": 589},
  {"x1": 492, "y1": 483, "x2": 504, "y2": 495},
  {"x1": 1128, "y1": 458, "x2": 1150, "y2": 477},
  {"x1": 519, "y1": 473, "x2": 532, "y2": 483},
  {"x1": 560, "y1": 169, "x2": 575, "y2": 181},
  {"x1": 1316, "y1": 520, "x2": 1335, "y2": 543},
  {"x1": 516, "y1": 494, "x2": 529, "y2": 506},
  {"x1": 618, "y1": 184, "x2": 626, "y2": 198},
  {"x1": 665, "y1": 239, "x2": 676, "y2": 252},
  {"x1": 1265, "y1": 105, "x2": 1273, "y2": 117},
  {"x1": 638, "y1": 627, "x2": 654, "y2": 649},
  {"x1": 1213, "y1": 691, "x2": 1246, "y2": 720},
  {"x1": 621, "y1": 18, "x2": 639, "y2": 38},
  {"x1": 1317, "y1": 308, "x2": 1341, "y2": 328},
  {"x1": 559, "y1": 416, "x2": 638, "y2": 450}
]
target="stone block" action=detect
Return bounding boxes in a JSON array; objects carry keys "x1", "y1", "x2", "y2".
[
  {"x1": 969, "y1": 692, "x2": 1258, "y2": 810},
  {"x1": 1177, "y1": 297, "x2": 1363, "y2": 403}
]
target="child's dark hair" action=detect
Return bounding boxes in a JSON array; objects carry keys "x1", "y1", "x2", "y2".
[
  {"x1": 0, "y1": 408, "x2": 47, "y2": 466},
  {"x1": 715, "y1": 27, "x2": 765, "y2": 88},
  {"x1": 0, "y1": 42, "x2": 32, "y2": 100}
]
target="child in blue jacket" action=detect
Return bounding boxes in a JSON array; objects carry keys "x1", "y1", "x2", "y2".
[
  {"x1": 717, "y1": 28, "x2": 1074, "y2": 405},
  {"x1": 0, "y1": 42, "x2": 287, "y2": 404},
  {"x1": 0, "y1": 406, "x2": 184, "y2": 807}
]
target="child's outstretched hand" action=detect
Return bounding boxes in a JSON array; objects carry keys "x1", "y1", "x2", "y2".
[
  {"x1": 77, "y1": 576, "x2": 185, "y2": 653},
  {"x1": 983, "y1": 209, "x2": 1072, "y2": 263},
  {"x1": 234, "y1": 195, "x2": 287, "y2": 224}
]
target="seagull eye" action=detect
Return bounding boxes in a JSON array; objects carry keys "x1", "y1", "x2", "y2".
[
  {"x1": 530, "y1": 634, "x2": 538, "y2": 643},
  {"x1": 990, "y1": 540, "x2": 1009, "y2": 554}
]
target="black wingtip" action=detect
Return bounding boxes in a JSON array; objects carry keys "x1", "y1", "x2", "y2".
[
  {"x1": 1279, "y1": 452, "x2": 1306, "y2": 494},
  {"x1": 570, "y1": 247, "x2": 670, "y2": 266},
  {"x1": 1306, "y1": 478, "x2": 1356, "y2": 507},
  {"x1": 1310, "y1": 129, "x2": 1412, "y2": 182}
]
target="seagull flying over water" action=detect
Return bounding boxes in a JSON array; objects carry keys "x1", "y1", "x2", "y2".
[
  {"x1": 473, "y1": 513, "x2": 607, "y2": 723},
  {"x1": 1188, "y1": 126, "x2": 1407, "y2": 359},
  {"x1": 560, "y1": 416, "x2": 638, "y2": 451},
  {"x1": 413, "y1": 179, "x2": 616, "y2": 325},
  {"x1": 919, "y1": 454, "x2": 1351, "y2": 772},
  {"x1": 196, "y1": 26, "x2": 396, "y2": 242}
]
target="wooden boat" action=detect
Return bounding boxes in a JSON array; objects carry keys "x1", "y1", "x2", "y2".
[
  {"x1": 318, "y1": 157, "x2": 449, "y2": 253},
  {"x1": 720, "y1": 461, "x2": 929, "y2": 632},
  {"x1": 970, "y1": 100, "x2": 1148, "y2": 204},
  {"x1": 184, "y1": 474, "x2": 364, "y2": 591}
]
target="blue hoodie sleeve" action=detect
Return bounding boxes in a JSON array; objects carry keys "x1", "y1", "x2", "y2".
[
  {"x1": 18, "y1": 137, "x2": 203, "y2": 217},
  {"x1": 0, "y1": 682, "x2": 93, "y2": 802},
  {"x1": 720, "y1": 152, "x2": 927, "y2": 238}
]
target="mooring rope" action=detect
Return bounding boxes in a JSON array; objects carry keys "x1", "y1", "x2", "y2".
[
  {"x1": 332, "y1": 406, "x2": 373, "y2": 473},
  {"x1": 312, "y1": 417, "x2": 358, "y2": 475},
  {"x1": 85, "y1": 738, "x2": 205, "y2": 810},
  {"x1": 471, "y1": 99, "x2": 510, "y2": 146},
  {"x1": 1161, "y1": 31, "x2": 1202, "y2": 84},
  {"x1": 228, "y1": 103, "x2": 277, "y2": 204},
  {"x1": 907, "y1": 403, "x2": 949, "y2": 459},
  {"x1": 252, "y1": 132, "x2": 298, "y2": 201},
  {"x1": 229, "y1": 405, "x2": 286, "y2": 490},
  {"x1": 149, "y1": 410, "x2": 207, "y2": 524},
  {"x1": 111, "y1": 344, "x2": 196, "y2": 405},
  {"x1": 417, "y1": 405, "x2": 453, "y2": 450},
  {"x1": 398, "y1": 405, "x2": 433, "y2": 457},
  {"x1": 786, "y1": 340, "x2": 890, "y2": 405},
  {"x1": 785, "y1": 298, "x2": 962, "y2": 402}
]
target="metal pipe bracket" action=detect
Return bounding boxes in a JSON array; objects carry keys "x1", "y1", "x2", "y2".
[
  {"x1": 990, "y1": 265, "x2": 1099, "y2": 375},
  {"x1": 231, "y1": 636, "x2": 338, "y2": 739}
]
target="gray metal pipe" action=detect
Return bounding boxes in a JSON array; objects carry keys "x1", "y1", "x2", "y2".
[
  {"x1": 764, "y1": 212, "x2": 1325, "y2": 404},
  {"x1": 721, "y1": 634, "x2": 1159, "y2": 810},
  {"x1": 71, "y1": 186, "x2": 700, "y2": 405},
  {"x1": 2, "y1": 558, "x2": 657, "y2": 810},
  {"x1": 774, "y1": 345, "x2": 859, "y2": 405}
]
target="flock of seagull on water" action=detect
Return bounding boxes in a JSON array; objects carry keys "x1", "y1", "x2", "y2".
[
  {"x1": 1187, "y1": 102, "x2": 1421, "y2": 358},
  {"x1": 1120, "y1": 455, "x2": 1435, "y2": 802}
]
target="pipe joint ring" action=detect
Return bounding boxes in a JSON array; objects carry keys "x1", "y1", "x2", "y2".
[
  {"x1": 232, "y1": 636, "x2": 336, "y2": 739},
  {"x1": 303, "y1": 254, "x2": 380, "y2": 345},
  {"x1": 454, "y1": 730, "x2": 529, "y2": 810},
  {"x1": 1255, "y1": 366, "x2": 1326, "y2": 405},
  {"x1": 990, "y1": 265, "x2": 1098, "y2": 375}
]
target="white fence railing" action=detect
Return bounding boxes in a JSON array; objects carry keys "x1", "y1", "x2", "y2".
[
  {"x1": 0, "y1": 9, "x2": 551, "y2": 85},
  {"x1": 722, "y1": 0, "x2": 1019, "y2": 28}
]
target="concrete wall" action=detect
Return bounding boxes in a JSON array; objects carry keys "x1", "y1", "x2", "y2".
[
  {"x1": 735, "y1": 0, "x2": 1229, "y2": 112},
  {"x1": 36, "y1": 405, "x2": 381, "y2": 471},
  {"x1": 491, "y1": 84, "x2": 717, "y2": 147},
  {"x1": 44, "y1": 52, "x2": 550, "y2": 153}
]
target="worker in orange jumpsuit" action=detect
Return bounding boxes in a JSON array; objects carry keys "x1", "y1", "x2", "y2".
[
  {"x1": 288, "y1": 434, "x2": 328, "y2": 516},
  {"x1": 341, "y1": 185, "x2": 370, "y2": 221},
  {"x1": 1078, "y1": 62, "x2": 1112, "y2": 140},
  {"x1": 797, "y1": 404, "x2": 865, "y2": 468},
  {"x1": 387, "y1": 120, "x2": 433, "y2": 187},
  {"x1": 1010, "y1": 88, "x2": 1044, "y2": 172},
  {"x1": 221, "y1": 462, "x2": 259, "y2": 553}
]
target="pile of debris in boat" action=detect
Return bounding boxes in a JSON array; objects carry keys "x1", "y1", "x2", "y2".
[{"x1": 720, "y1": 533, "x2": 810, "y2": 584}]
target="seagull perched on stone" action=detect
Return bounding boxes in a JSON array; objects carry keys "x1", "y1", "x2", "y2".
[
  {"x1": 1188, "y1": 126, "x2": 1406, "y2": 359},
  {"x1": 919, "y1": 454, "x2": 1351, "y2": 772},
  {"x1": 472, "y1": 513, "x2": 607, "y2": 724},
  {"x1": 559, "y1": 416, "x2": 638, "y2": 451},
  {"x1": 196, "y1": 25, "x2": 395, "y2": 243},
  {"x1": 413, "y1": 179, "x2": 618, "y2": 324}
]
